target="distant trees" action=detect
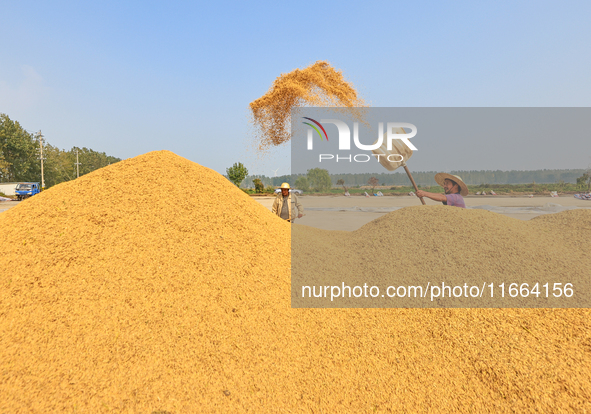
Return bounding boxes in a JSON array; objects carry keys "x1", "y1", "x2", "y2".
[
  {"x1": 238, "y1": 168, "x2": 591, "y2": 190},
  {"x1": 0, "y1": 114, "x2": 40, "y2": 182},
  {"x1": 329, "y1": 170, "x2": 589, "y2": 187},
  {"x1": 337, "y1": 178, "x2": 348, "y2": 193},
  {"x1": 295, "y1": 176, "x2": 309, "y2": 191},
  {"x1": 556, "y1": 179, "x2": 566, "y2": 191},
  {"x1": 367, "y1": 177, "x2": 379, "y2": 194},
  {"x1": 307, "y1": 168, "x2": 332, "y2": 192},
  {"x1": 43, "y1": 145, "x2": 120, "y2": 187},
  {"x1": 226, "y1": 162, "x2": 249, "y2": 187},
  {"x1": 0, "y1": 113, "x2": 120, "y2": 188},
  {"x1": 252, "y1": 178, "x2": 264, "y2": 193},
  {"x1": 577, "y1": 172, "x2": 591, "y2": 191}
]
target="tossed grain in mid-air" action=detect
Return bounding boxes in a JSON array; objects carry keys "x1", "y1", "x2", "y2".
[{"x1": 249, "y1": 60, "x2": 367, "y2": 150}]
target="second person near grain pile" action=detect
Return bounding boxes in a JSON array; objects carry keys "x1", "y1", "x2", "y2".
[
  {"x1": 415, "y1": 173, "x2": 468, "y2": 208},
  {"x1": 272, "y1": 183, "x2": 304, "y2": 222}
]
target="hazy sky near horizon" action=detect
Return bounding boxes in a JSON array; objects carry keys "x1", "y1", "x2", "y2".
[{"x1": 1, "y1": 0, "x2": 591, "y2": 176}]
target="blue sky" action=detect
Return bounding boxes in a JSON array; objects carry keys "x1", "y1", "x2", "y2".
[{"x1": 1, "y1": 0, "x2": 590, "y2": 176}]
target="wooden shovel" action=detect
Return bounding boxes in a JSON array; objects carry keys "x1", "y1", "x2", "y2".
[{"x1": 371, "y1": 127, "x2": 425, "y2": 205}]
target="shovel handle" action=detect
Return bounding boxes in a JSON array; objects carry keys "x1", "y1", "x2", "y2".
[{"x1": 403, "y1": 165, "x2": 426, "y2": 205}]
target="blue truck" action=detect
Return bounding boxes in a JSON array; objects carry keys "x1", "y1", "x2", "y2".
[{"x1": 15, "y1": 182, "x2": 40, "y2": 201}]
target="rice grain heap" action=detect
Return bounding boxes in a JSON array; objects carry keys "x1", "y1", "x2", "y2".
[
  {"x1": 293, "y1": 206, "x2": 591, "y2": 308},
  {"x1": 0, "y1": 150, "x2": 590, "y2": 412},
  {"x1": 249, "y1": 60, "x2": 367, "y2": 150}
]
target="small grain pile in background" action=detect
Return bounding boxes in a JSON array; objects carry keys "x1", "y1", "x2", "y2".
[
  {"x1": 0, "y1": 151, "x2": 590, "y2": 413},
  {"x1": 249, "y1": 60, "x2": 367, "y2": 150},
  {"x1": 293, "y1": 206, "x2": 591, "y2": 308}
]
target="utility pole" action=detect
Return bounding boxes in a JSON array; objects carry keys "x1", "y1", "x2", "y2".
[
  {"x1": 75, "y1": 148, "x2": 81, "y2": 178},
  {"x1": 36, "y1": 131, "x2": 45, "y2": 190}
]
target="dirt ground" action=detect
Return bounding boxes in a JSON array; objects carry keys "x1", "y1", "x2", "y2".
[
  {"x1": 0, "y1": 201, "x2": 18, "y2": 214},
  {"x1": 255, "y1": 195, "x2": 591, "y2": 230}
]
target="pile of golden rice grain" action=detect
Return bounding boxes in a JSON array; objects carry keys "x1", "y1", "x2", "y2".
[
  {"x1": 0, "y1": 151, "x2": 589, "y2": 412},
  {"x1": 249, "y1": 60, "x2": 367, "y2": 150},
  {"x1": 292, "y1": 206, "x2": 591, "y2": 308}
]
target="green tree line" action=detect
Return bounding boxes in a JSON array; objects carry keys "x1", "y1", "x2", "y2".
[
  {"x1": 239, "y1": 174, "x2": 293, "y2": 188},
  {"x1": 240, "y1": 169, "x2": 589, "y2": 189},
  {"x1": 328, "y1": 169, "x2": 589, "y2": 186},
  {"x1": 1, "y1": 113, "x2": 121, "y2": 188}
]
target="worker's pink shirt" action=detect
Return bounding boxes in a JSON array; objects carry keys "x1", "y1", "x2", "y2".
[{"x1": 445, "y1": 194, "x2": 466, "y2": 208}]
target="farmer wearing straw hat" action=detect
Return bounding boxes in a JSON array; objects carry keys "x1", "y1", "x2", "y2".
[
  {"x1": 272, "y1": 182, "x2": 304, "y2": 222},
  {"x1": 416, "y1": 173, "x2": 468, "y2": 208}
]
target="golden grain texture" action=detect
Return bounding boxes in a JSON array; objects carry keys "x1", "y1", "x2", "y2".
[
  {"x1": 0, "y1": 150, "x2": 589, "y2": 413},
  {"x1": 292, "y1": 207, "x2": 591, "y2": 410},
  {"x1": 293, "y1": 206, "x2": 591, "y2": 307},
  {"x1": 249, "y1": 60, "x2": 367, "y2": 150}
]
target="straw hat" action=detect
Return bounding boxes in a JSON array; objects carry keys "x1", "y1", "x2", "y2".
[
  {"x1": 280, "y1": 182, "x2": 290, "y2": 189},
  {"x1": 434, "y1": 173, "x2": 469, "y2": 196}
]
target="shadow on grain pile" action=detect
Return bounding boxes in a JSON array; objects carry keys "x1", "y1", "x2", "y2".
[{"x1": 0, "y1": 150, "x2": 589, "y2": 413}]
